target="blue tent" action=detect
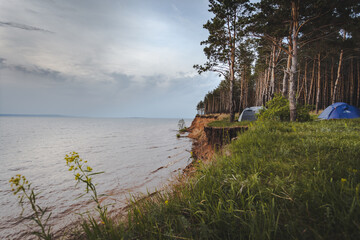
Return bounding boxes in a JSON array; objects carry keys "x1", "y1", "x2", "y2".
[{"x1": 318, "y1": 102, "x2": 360, "y2": 120}]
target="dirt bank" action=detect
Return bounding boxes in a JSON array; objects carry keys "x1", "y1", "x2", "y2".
[
  {"x1": 187, "y1": 114, "x2": 249, "y2": 163},
  {"x1": 187, "y1": 114, "x2": 221, "y2": 161},
  {"x1": 204, "y1": 126, "x2": 248, "y2": 147}
]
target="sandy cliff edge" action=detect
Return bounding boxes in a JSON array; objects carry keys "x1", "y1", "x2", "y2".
[{"x1": 187, "y1": 115, "x2": 219, "y2": 162}]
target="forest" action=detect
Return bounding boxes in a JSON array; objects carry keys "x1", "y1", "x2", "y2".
[{"x1": 195, "y1": 0, "x2": 360, "y2": 121}]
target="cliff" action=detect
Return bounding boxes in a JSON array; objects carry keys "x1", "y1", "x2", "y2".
[
  {"x1": 187, "y1": 115, "x2": 219, "y2": 161},
  {"x1": 187, "y1": 114, "x2": 248, "y2": 162},
  {"x1": 204, "y1": 125, "x2": 248, "y2": 146}
]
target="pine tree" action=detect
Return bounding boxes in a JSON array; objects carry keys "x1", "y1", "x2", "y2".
[{"x1": 194, "y1": 0, "x2": 251, "y2": 122}]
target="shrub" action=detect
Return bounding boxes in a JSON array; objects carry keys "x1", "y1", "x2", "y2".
[
  {"x1": 258, "y1": 94, "x2": 311, "y2": 122},
  {"x1": 296, "y1": 104, "x2": 312, "y2": 122},
  {"x1": 179, "y1": 127, "x2": 187, "y2": 133},
  {"x1": 178, "y1": 119, "x2": 186, "y2": 130}
]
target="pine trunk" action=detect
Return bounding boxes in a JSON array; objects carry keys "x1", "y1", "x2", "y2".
[
  {"x1": 333, "y1": 49, "x2": 344, "y2": 104},
  {"x1": 307, "y1": 59, "x2": 315, "y2": 105},
  {"x1": 266, "y1": 55, "x2": 271, "y2": 102},
  {"x1": 298, "y1": 66, "x2": 305, "y2": 103},
  {"x1": 269, "y1": 44, "x2": 276, "y2": 98},
  {"x1": 350, "y1": 58, "x2": 354, "y2": 105},
  {"x1": 332, "y1": 31, "x2": 346, "y2": 104},
  {"x1": 282, "y1": 53, "x2": 291, "y2": 97},
  {"x1": 296, "y1": 63, "x2": 301, "y2": 98},
  {"x1": 304, "y1": 61, "x2": 308, "y2": 104},
  {"x1": 323, "y1": 63, "x2": 328, "y2": 108},
  {"x1": 316, "y1": 53, "x2": 321, "y2": 113},
  {"x1": 244, "y1": 66, "x2": 248, "y2": 108},
  {"x1": 229, "y1": 64, "x2": 235, "y2": 122},
  {"x1": 330, "y1": 57, "x2": 334, "y2": 101},
  {"x1": 357, "y1": 60, "x2": 360, "y2": 106},
  {"x1": 289, "y1": 0, "x2": 298, "y2": 122},
  {"x1": 239, "y1": 67, "x2": 244, "y2": 113}
]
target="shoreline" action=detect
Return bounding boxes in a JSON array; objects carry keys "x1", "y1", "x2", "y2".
[
  {"x1": 55, "y1": 117, "x2": 360, "y2": 239},
  {"x1": 18, "y1": 115, "x2": 240, "y2": 239}
]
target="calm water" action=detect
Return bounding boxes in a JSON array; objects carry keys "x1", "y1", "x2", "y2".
[{"x1": 0, "y1": 117, "x2": 192, "y2": 239}]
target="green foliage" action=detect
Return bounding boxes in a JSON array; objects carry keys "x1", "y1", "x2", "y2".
[
  {"x1": 258, "y1": 94, "x2": 311, "y2": 122},
  {"x1": 118, "y1": 119, "x2": 360, "y2": 239},
  {"x1": 179, "y1": 127, "x2": 187, "y2": 134},
  {"x1": 258, "y1": 94, "x2": 289, "y2": 121},
  {"x1": 207, "y1": 118, "x2": 250, "y2": 128},
  {"x1": 297, "y1": 104, "x2": 312, "y2": 122},
  {"x1": 9, "y1": 175, "x2": 53, "y2": 240},
  {"x1": 178, "y1": 119, "x2": 186, "y2": 130},
  {"x1": 10, "y1": 119, "x2": 360, "y2": 239},
  {"x1": 178, "y1": 119, "x2": 188, "y2": 136},
  {"x1": 65, "y1": 152, "x2": 119, "y2": 239},
  {"x1": 196, "y1": 101, "x2": 205, "y2": 110}
]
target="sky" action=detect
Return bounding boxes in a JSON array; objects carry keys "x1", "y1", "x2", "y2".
[{"x1": 0, "y1": 0, "x2": 221, "y2": 118}]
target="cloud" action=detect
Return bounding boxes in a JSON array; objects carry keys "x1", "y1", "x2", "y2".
[
  {"x1": 0, "y1": 58, "x2": 5, "y2": 66},
  {"x1": 0, "y1": 60, "x2": 66, "y2": 83},
  {"x1": 0, "y1": 0, "x2": 217, "y2": 118},
  {"x1": 0, "y1": 21, "x2": 53, "y2": 33}
]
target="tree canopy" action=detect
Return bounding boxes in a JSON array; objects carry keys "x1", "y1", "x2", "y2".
[{"x1": 195, "y1": 0, "x2": 360, "y2": 120}]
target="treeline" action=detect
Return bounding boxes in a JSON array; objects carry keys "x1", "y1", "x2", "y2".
[
  {"x1": 198, "y1": 66, "x2": 255, "y2": 114},
  {"x1": 195, "y1": 0, "x2": 360, "y2": 120},
  {"x1": 254, "y1": 35, "x2": 360, "y2": 111}
]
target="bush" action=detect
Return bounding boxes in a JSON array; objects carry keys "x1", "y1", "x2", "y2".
[
  {"x1": 178, "y1": 119, "x2": 188, "y2": 134},
  {"x1": 178, "y1": 119, "x2": 186, "y2": 130},
  {"x1": 258, "y1": 94, "x2": 311, "y2": 122},
  {"x1": 179, "y1": 127, "x2": 187, "y2": 133},
  {"x1": 297, "y1": 104, "x2": 312, "y2": 122}
]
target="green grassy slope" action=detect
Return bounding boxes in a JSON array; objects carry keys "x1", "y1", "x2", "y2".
[{"x1": 85, "y1": 119, "x2": 360, "y2": 240}]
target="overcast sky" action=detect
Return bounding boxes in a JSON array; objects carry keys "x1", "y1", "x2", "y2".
[{"x1": 0, "y1": 0, "x2": 221, "y2": 118}]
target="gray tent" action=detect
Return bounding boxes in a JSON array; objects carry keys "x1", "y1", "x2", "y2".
[{"x1": 238, "y1": 106, "x2": 263, "y2": 121}]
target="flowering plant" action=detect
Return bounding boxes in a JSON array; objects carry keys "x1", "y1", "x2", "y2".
[{"x1": 9, "y1": 175, "x2": 53, "y2": 240}]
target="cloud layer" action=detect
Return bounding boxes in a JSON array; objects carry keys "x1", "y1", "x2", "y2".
[{"x1": 0, "y1": 0, "x2": 220, "y2": 118}]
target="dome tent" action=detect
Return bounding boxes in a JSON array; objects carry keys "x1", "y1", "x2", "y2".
[
  {"x1": 238, "y1": 106, "x2": 263, "y2": 121},
  {"x1": 318, "y1": 102, "x2": 360, "y2": 120}
]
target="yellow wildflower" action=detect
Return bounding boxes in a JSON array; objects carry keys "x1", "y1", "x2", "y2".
[
  {"x1": 165, "y1": 200, "x2": 169, "y2": 205},
  {"x1": 75, "y1": 173, "x2": 81, "y2": 180},
  {"x1": 341, "y1": 178, "x2": 347, "y2": 183}
]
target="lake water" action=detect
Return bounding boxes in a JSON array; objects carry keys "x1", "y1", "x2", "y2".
[{"x1": 0, "y1": 117, "x2": 192, "y2": 239}]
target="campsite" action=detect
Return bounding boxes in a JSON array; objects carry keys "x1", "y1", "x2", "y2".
[{"x1": 3, "y1": 0, "x2": 360, "y2": 239}]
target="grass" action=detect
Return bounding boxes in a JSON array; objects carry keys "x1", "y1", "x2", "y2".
[
  {"x1": 207, "y1": 114, "x2": 251, "y2": 128},
  {"x1": 179, "y1": 127, "x2": 188, "y2": 133},
  {"x1": 207, "y1": 119, "x2": 251, "y2": 128},
  {"x1": 79, "y1": 119, "x2": 360, "y2": 239}
]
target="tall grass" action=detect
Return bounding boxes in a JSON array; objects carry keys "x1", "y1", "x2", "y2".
[
  {"x1": 82, "y1": 119, "x2": 360, "y2": 239},
  {"x1": 207, "y1": 119, "x2": 251, "y2": 128}
]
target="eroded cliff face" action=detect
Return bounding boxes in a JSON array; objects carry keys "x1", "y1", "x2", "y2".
[
  {"x1": 187, "y1": 115, "x2": 218, "y2": 161},
  {"x1": 187, "y1": 115, "x2": 248, "y2": 162},
  {"x1": 204, "y1": 126, "x2": 248, "y2": 147}
]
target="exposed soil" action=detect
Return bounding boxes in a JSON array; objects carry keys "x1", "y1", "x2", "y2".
[
  {"x1": 204, "y1": 126, "x2": 248, "y2": 147},
  {"x1": 184, "y1": 114, "x2": 249, "y2": 175},
  {"x1": 187, "y1": 115, "x2": 219, "y2": 162}
]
